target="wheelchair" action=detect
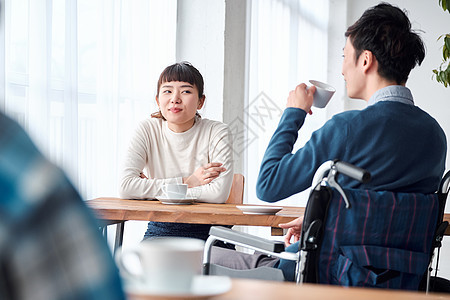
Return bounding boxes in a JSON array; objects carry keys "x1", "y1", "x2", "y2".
[{"x1": 203, "y1": 160, "x2": 450, "y2": 292}]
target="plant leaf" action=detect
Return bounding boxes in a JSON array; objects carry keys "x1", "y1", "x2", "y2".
[
  {"x1": 445, "y1": 36, "x2": 450, "y2": 53},
  {"x1": 446, "y1": 64, "x2": 450, "y2": 82},
  {"x1": 434, "y1": 2, "x2": 449, "y2": 87}
]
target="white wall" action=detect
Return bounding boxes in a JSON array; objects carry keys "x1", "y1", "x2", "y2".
[
  {"x1": 326, "y1": 0, "x2": 348, "y2": 117},
  {"x1": 176, "y1": 0, "x2": 226, "y2": 122},
  {"x1": 222, "y1": 0, "x2": 249, "y2": 175},
  {"x1": 344, "y1": 0, "x2": 450, "y2": 280}
]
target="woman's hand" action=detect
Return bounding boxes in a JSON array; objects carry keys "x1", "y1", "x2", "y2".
[
  {"x1": 279, "y1": 216, "x2": 304, "y2": 247},
  {"x1": 184, "y1": 162, "x2": 226, "y2": 188}
]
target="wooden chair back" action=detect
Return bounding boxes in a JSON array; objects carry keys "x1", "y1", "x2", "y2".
[{"x1": 225, "y1": 173, "x2": 245, "y2": 204}]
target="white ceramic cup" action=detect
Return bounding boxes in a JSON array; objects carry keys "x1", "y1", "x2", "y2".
[
  {"x1": 309, "y1": 80, "x2": 336, "y2": 108},
  {"x1": 116, "y1": 237, "x2": 205, "y2": 294},
  {"x1": 161, "y1": 183, "x2": 188, "y2": 199}
]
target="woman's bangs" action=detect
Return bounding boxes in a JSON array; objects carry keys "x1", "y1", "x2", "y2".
[{"x1": 161, "y1": 65, "x2": 196, "y2": 86}]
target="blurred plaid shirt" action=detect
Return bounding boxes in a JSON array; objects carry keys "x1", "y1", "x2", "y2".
[{"x1": 0, "y1": 112, "x2": 125, "y2": 300}]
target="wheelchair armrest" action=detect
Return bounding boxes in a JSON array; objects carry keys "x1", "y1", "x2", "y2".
[{"x1": 209, "y1": 226, "x2": 285, "y2": 253}]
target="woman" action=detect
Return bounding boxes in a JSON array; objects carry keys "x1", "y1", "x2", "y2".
[{"x1": 119, "y1": 62, "x2": 234, "y2": 241}]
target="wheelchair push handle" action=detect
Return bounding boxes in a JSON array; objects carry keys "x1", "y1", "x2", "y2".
[{"x1": 333, "y1": 160, "x2": 371, "y2": 183}]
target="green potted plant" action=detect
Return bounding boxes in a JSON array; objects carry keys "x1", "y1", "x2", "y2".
[{"x1": 433, "y1": 0, "x2": 450, "y2": 87}]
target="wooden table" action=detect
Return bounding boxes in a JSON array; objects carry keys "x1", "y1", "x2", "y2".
[
  {"x1": 88, "y1": 198, "x2": 450, "y2": 244},
  {"x1": 127, "y1": 278, "x2": 450, "y2": 300},
  {"x1": 88, "y1": 197, "x2": 302, "y2": 225},
  {"x1": 87, "y1": 197, "x2": 304, "y2": 251}
]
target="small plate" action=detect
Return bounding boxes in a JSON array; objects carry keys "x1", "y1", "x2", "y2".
[
  {"x1": 237, "y1": 205, "x2": 283, "y2": 215},
  {"x1": 156, "y1": 196, "x2": 196, "y2": 205},
  {"x1": 125, "y1": 275, "x2": 231, "y2": 298}
]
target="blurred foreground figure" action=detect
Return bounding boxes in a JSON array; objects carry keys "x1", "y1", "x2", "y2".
[{"x1": 0, "y1": 112, "x2": 125, "y2": 300}]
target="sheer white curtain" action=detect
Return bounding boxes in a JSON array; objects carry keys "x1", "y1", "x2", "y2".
[
  {"x1": 1, "y1": 0, "x2": 177, "y2": 200},
  {"x1": 246, "y1": 0, "x2": 330, "y2": 207}
]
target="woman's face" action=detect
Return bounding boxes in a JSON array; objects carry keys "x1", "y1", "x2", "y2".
[{"x1": 156, "y1": 81, "x2": 205, "y2": 132}]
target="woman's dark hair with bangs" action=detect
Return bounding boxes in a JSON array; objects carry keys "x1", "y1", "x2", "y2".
[
  {"x1": 152, "y1": 62, "x2": 204, "y2": 119},
  {"x1": 344, "y1": 3, "x2": 425, "y2": 84},
  {"x1": 157, "y1": 62, "x2": 204, "y2": 98}
]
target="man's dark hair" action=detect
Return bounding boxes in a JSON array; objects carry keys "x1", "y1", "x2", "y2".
[{"x1": 345, "y1": 3, "x2": 425, "y2": 84}]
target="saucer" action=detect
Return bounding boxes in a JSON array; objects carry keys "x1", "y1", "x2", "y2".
[
  {"x1": 156, "y1": 196, "x2": 197, "y2": 205},
  {"x1": 237, "y1": 205, "x2": 283, "y2": 215},
  {"x1": 125, "y1": 275, "x2": 231, "y2": 298}
]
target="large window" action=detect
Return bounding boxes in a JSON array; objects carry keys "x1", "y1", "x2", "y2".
[
  {"x1": 2, "y1": 0, "x2": 177, "y2": 199},
  {"x1": 245, "y1": 0, "x2": 330, "y2": 207}
]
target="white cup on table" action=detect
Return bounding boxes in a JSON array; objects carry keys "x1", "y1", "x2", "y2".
[
  {"x1": 116, "y1": 237, "x2": 205, "y2": 294},
  {"x1": 161, "y1": 183, "x2": 188, "y2": 199},
  {"x1": 309, "y1": 80, "x2": 336, "y2": 108}
]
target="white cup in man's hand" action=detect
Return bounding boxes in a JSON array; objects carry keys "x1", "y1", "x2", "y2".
[
  {"x1": 116, "y1": 237, "x2": 205, "y2": 294},
  {"x1": 309, "y1": 80, "x2": 336, "y2": 108}
]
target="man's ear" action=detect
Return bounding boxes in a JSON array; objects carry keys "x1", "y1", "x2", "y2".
[
  {"x1": 197, "y1": 95, "x2": 205, "y2": 109},
  {"x1": 361, "y1": 50, "x2": 375, "y2": 73}
]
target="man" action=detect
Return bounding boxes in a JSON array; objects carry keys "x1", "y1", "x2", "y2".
[
  {"x1": 0, "y1": 111, "x2": 126, "y2": 299},
  {"x1": 211, "y1": 3, "x2": 447, "y2": 282}
]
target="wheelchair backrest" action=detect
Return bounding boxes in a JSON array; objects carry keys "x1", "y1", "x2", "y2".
[{"x1": 306, "y1": 187, "x2": 439, "y2": 290}]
